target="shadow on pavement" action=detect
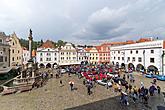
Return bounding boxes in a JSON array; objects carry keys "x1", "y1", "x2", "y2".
[{"x1": 65, "y1": 95, "x2": 152, "y2": 110}]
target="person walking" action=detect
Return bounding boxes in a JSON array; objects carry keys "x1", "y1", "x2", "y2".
[
  {"x1": 157, "y1": 86, "x2": 161, "y2": 94},
  {"x1": 69, "y1": 81, "x2": 74, "y2": 91},
  {"x1": 60, "y1": 80, "x2": 63, "y2": 87}
]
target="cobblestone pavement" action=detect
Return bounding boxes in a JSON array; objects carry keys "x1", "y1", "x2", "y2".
[{"x1": 0, "y1": 70, "x2": 164, "y2": 110}]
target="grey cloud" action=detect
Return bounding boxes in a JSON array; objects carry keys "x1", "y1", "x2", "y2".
[{"x1": 0, "y1": 0, "x2": 165, "y2": 44}]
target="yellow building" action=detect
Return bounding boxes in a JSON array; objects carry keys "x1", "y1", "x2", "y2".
[
  {"x1": 88, "y1": 47, "x2": 99, "y2": 64},
  {"x1": 8, "y1": 33, "x2": 23, "y2": 67}
]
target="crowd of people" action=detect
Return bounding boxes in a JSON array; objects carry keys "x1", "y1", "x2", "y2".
[
  {"x1": 38, "y1": 63, "x2": 163, "y2": 108},
  {"x1": 56, "y1": 63, "x2": 163, "y2": 107}
]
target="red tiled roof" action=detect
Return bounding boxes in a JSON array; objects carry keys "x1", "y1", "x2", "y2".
[
  {"x1": 136, "y1": 38, "x2": 152, "y2": 43},
  {"x1": 84, "y1": 48, "x2": 91, "y2": 52},
  {"x1": 95, "y1": 46, "x2": 101, "y2": 51},
  {"x1": 39, "y1": 40, "x2": 55, "y2": 48}
]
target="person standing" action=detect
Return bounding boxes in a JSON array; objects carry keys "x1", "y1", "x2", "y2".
[
  {"x1": 69, "y1": 81, "x2": 74, "y2": 91},
  {"x1": 60, "y1": 80, "x2": 63, "y2": 87},
  {"x1": 157, "y1": 86, "x2": 161, "y2": 94}
]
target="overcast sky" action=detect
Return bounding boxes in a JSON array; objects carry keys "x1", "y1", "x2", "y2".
[{"x1": 0, "y1": 0, "x2": 165, "y2": 45}]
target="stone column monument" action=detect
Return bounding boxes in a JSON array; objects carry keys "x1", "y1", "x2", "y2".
[
  {"x1": 28, "y1": 29, "x2": 33, "y2": 60},
  {"x1": 27, "y1": 29, "x2": 33, "y2": 77}
]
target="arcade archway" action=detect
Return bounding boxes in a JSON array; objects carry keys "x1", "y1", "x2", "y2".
[
  {"x1": 39, "y1": 63, "x2": 45, "y2": 68},
  {"x1": 136, "y1": 64, "x2": 144, "y2": 72},
  {"x1": 147, "y1": 65, "x2": 158, "y2": 74},
  {"x1": 46, "y1": 63, "x2": 51, "y2": 68},
  {"x1": 128, "y1": 63, "x2": 135, "y2": 70},
  {"x1": 121, "y1": 63, "x2": 125, "y2": 69}
]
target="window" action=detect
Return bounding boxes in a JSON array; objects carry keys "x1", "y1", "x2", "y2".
[
  {"x1": 114, "y1": 57, "x2": 115, "y2": 60},
  {"x1": 130, "y1": 50, "x2": 132, "y2": 54},
  {"x1": 150, "y1": 58, "x2": 154, "y2": 63},
  {"x1": 48, "y1": 49, "x2": 50, "y2": 51},
  {"x1": 0, "y1": 56, "x2": 3, "y2": 62},
  {"x1": 17, "y1": 57, "x2": 18, "y2": 60},
  {"x1": 12, "y1": 57, "x2": 14, "y2": 61},
  {"x1": 47, "y1": 53, "x2": 51, "y2": 56},
  {"x1": 100, "y1": 54, "x2": 102, "y2": 56},
  {"x1": 13, "y1": 42, "x2": 14, "y2": 45},
  {"x1": 132, "y1": 57, "x2": 135, "y2": 61},
  {"x1": 40, "y1": 53, "x2": 43, "y2": 56},
  {"x1": 5, "y1": 56, "x2": 7, "y2": 62},
  {"x1": 122, "y1": 57, "x2": 124, "y2": 61},
  {"x1": 0, "y1": 39, "x2": 2, "y2": 43},
  {"x1": 96, "y1": 57, "x2": 98, "y2": 60},
  {"x1": 138, "y1": 57, "x2": 142, "y2": 62},
  {"x1": 55, "y1": 58, "x2": 57, "y2": 60},
  {"x1": 3, "y1": 48, "x2": 6, "y2": 52},
  {"x1": 93, "y1": 57, "x2": 94, "y2": 60},
  {"x1": 151, "y1": 50, "x2": 154, "y2": 53},
  {"x1": 136, "y1": 50, "x2": 138, "y2": 54},
  {"x1": 40, "y1": 58, "x2": 43, "y2": 61},
  {"x1": 12, "y1": 49, "x2": 14, "y2": 53},
  {"x1": 118, "y1": 51, "x2": 120, "y2": 54},
  {"x1": 127, "y1": 57, "x2": 130, "y2": 61},
  {"x1": 54, "y1": 53, "x2": 56, "y2": 56},
  {"x1": 46, "y1": 58, "x2": 49, "y2": 61},
  {"x1": 118, "y1": 57, "x2": 120, "y2": 60},
  {"x1": 18, "y1": 50, "x2": 19, "y2": 53}
]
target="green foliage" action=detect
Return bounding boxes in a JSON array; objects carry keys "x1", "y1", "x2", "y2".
[
  {"x1": 19, "y1": 39, "x2": 68, "y2": 50},
  {"x1": 19, "y1": 38, "x2": 42, "y2": 50}
]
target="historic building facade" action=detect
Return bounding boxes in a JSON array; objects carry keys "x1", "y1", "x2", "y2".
[
  {"x1": 59, "y1": 43, "x2": 79, "y2": 65},
  {"x1": 96, "y1": 44, "x2": 110, "y2": 64},
  {"x1": 110, "y1": 40, "x2": 165, "y2": 75},
  {"x1": 0, "y1": 32, "x2": 10, "y2": 70},
  {"x1": 7, "y1": 33, "x2": 23, "y2": 67},
  {"x1": 36, "y1": 40, "x2": 59, "y2": 68},
  {"x1": 77, "y1": 47, "x2": 89, "y2": 64},
  {"x1": 22, "y1": 47, "x2": 30, "y2": 66},
  {"x1": 86, "y1": 47, "x2": 99, "y2": 64}
]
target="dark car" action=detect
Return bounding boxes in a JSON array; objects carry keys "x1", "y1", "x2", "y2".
[{"x1": 113, "y1": 77, "x2": 128, "y2": 86}]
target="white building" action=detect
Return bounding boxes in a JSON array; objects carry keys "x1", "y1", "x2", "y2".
[
  {"x1": 77, "y1": 47, "x2": 88, "y2": 64},
  {"x1": 110, "y1": 40, "x2": 165, "y2": 75},
  {"x1": 59, "y1": 43, "x2": 79, "y2": 65},
  {"x1": 22, "y1": 47, "x2": 30, "y2": 66},
  {"x1": 36, "y1": 40, "x2": 59, "y2": 68}
]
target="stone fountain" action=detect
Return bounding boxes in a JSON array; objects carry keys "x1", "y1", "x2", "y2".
[{"x1": 0, "y1": 30, "x2": 40, "y2": 95}]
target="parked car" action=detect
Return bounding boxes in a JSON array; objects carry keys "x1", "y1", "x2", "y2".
[
  {"x1": 97, "y1": 80, "x2": 112, "y2": 87},
  {"x1": 60, "y1": 69, "x2": 66, "y2": 74},
  {"x1": 145, "y1": 74, "x2": 157, "y2": 78},
  {"x1": 157, "y1": 75, "x2": 165, "y2": 81}
]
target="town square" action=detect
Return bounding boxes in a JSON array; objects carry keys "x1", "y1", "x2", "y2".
[{"x1": 0, "y1": 0, "x2": 165, "y2": 110}]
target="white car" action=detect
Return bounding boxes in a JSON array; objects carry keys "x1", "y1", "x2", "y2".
[
  {"x1": 60, "y1": 69, "x2": 66, "y2": 74},
  {"x1": 107, "y1": 73, "x2": 118, "y2": 78},
  {"x1": 97, "y1": 80, "x2": 112, "y2": 87}
]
